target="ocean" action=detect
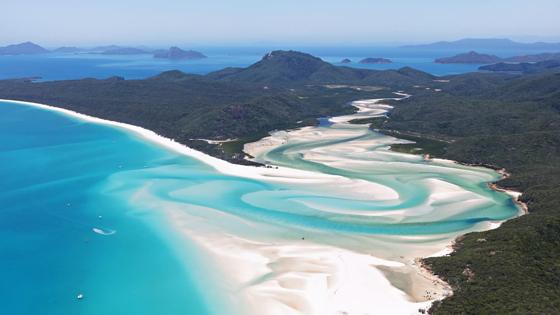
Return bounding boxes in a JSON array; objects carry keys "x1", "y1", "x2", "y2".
[{"x1": 0, "y1": 45, "x2": 550, "y2": 81}]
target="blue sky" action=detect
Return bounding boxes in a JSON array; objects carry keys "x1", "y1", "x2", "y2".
[{"x1": 2, "y1": 0, "x2": 559, "y2": 46}]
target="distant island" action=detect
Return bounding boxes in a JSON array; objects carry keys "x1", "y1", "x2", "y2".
[
  {"x1": 403, "y1": 38, "x2": 560, "y2": 50},
  {"x1": 0, "y1": 43, "x2": 207, "y2": 58},
  {"x1": 153, "y1": 47, "x2": 207, "y2": 60},
  {"x1": 0, "y1": 42, "x2": 49, "y2": 55},
  {"x1": 435, "y1": 51, "x2": 501, "y2": 64},
  {"x1": 437, "y1": 50, "x2": 560, "y2": 65},
  {"x1": 359, "y1": 57, "x2": 392, "y2": 64},
  {"x1": 480, "y1": 59, "x2": 560, "y2": 73},
  {"x1": 506, "y1": 52, "x2": 560, "y2": 63},
  {"x1": 340, "y1": 58, "x2": 352, "y2": 64}
]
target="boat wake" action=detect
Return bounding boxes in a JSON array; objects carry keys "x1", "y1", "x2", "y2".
[{"x1": 92, "y1": 227, "x2": 117, "y2": 236}]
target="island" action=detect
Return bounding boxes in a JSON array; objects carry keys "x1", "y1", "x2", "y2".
[
  {"x1": 340, "y1": 58, "x2": 352, "y2": 64},
  {"x1": 480, "y1": 59, "x2": 560, "y2": 73},
  {"x1": 359, "y1": 57, "x2": 392, "y2": 64},
  {"x1": 0, "y1": 50, "x2": 558, "y2": 314},
  {"x1": 153, "y1": 47, "x2": 207, "y2": 60},
  {"x1": 505, "y1": 52, "x2": 560, "y2": 63},
  {"x1": 439, "y1": 51, "x2": 560, "y2": 66},
  {"x1": 435, "y1": 51, "x2": 502, "y2": 64},
  {"x1": 0, "y1": 42, "x2": 49, "y2": 55}
]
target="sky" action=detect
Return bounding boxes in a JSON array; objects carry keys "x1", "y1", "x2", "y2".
[{"x1": 1, "y1": 0, "x2": 559, "y2": 46}]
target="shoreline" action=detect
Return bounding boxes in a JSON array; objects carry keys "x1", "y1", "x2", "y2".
[
  {"x1": 379, "y1": 107, "x2": 531, "y2": 310},
  {"x1": 0, "y1": 99, "x2": 356, "y2": 185},
  {"x1": 243, "y1": 95, "x2": 526, "y2": 313},
  {"x1": 381, "y1": 128, "x2": 530, "y2": 312},
  {"x1": 441, "y1": 162, "x2": 529, "y2": 215},
  {"x1": 428, "y1": 159, "x2": 528, "y2": 216},
  {"x1": 491, "y1": 168, "x2": 529, "y2": 214},
  {"x1": 2, "y1": 97, "x2": 524, "y2": 314}
]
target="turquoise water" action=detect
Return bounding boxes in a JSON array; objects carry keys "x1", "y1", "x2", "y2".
[
  {"x1": 0, "y1": 99, "x2": 520, "y2": 314},
  {"x1": 0, "y1": 103, "x2": 222, "y2": 315},
  {"x1": 0, "y1": 46, "x2": 550, "y2": 81}
]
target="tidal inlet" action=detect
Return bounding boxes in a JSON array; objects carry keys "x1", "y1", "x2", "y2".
[{"x1": 0, "y1": 97, "x2": 520, "y2": 315}]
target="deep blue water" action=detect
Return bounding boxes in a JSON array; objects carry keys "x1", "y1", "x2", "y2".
[{"x1": 0, "y1": 46, "x2": 555, "y2": 81}]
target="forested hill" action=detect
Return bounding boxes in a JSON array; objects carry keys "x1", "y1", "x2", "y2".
[
  {"x1": 372, "y1": 71, "x2": 560, "y2": 314},
  {"x1": 207, "y1": 50, "x2": 434, "y2": 87}
]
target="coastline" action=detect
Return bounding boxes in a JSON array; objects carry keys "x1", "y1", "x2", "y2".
[
  {"x1": 2, "y1": 97, "x2": 523, "y2": 314},
  {"x1": 437, "y1": 161, "x2": 529, "y2": 216},
  {"x1": 382, "y1": 110, "x2": 531, "y2": 309},
  {"x1": 0, "y1": 99, "x2": 352, "y2": 185},
  {"x1": 428, "y1": 159, "x2": 528, "y2": 216},
  {"x1": 491, "y1": 169, "x2": 529, "y2": 215},
  {"x1": 242, "y1": 95, "x2": 525, "y2": 313},
  {"x1": 384, "y1": 131, "x2": 531, "y2": 312}
]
